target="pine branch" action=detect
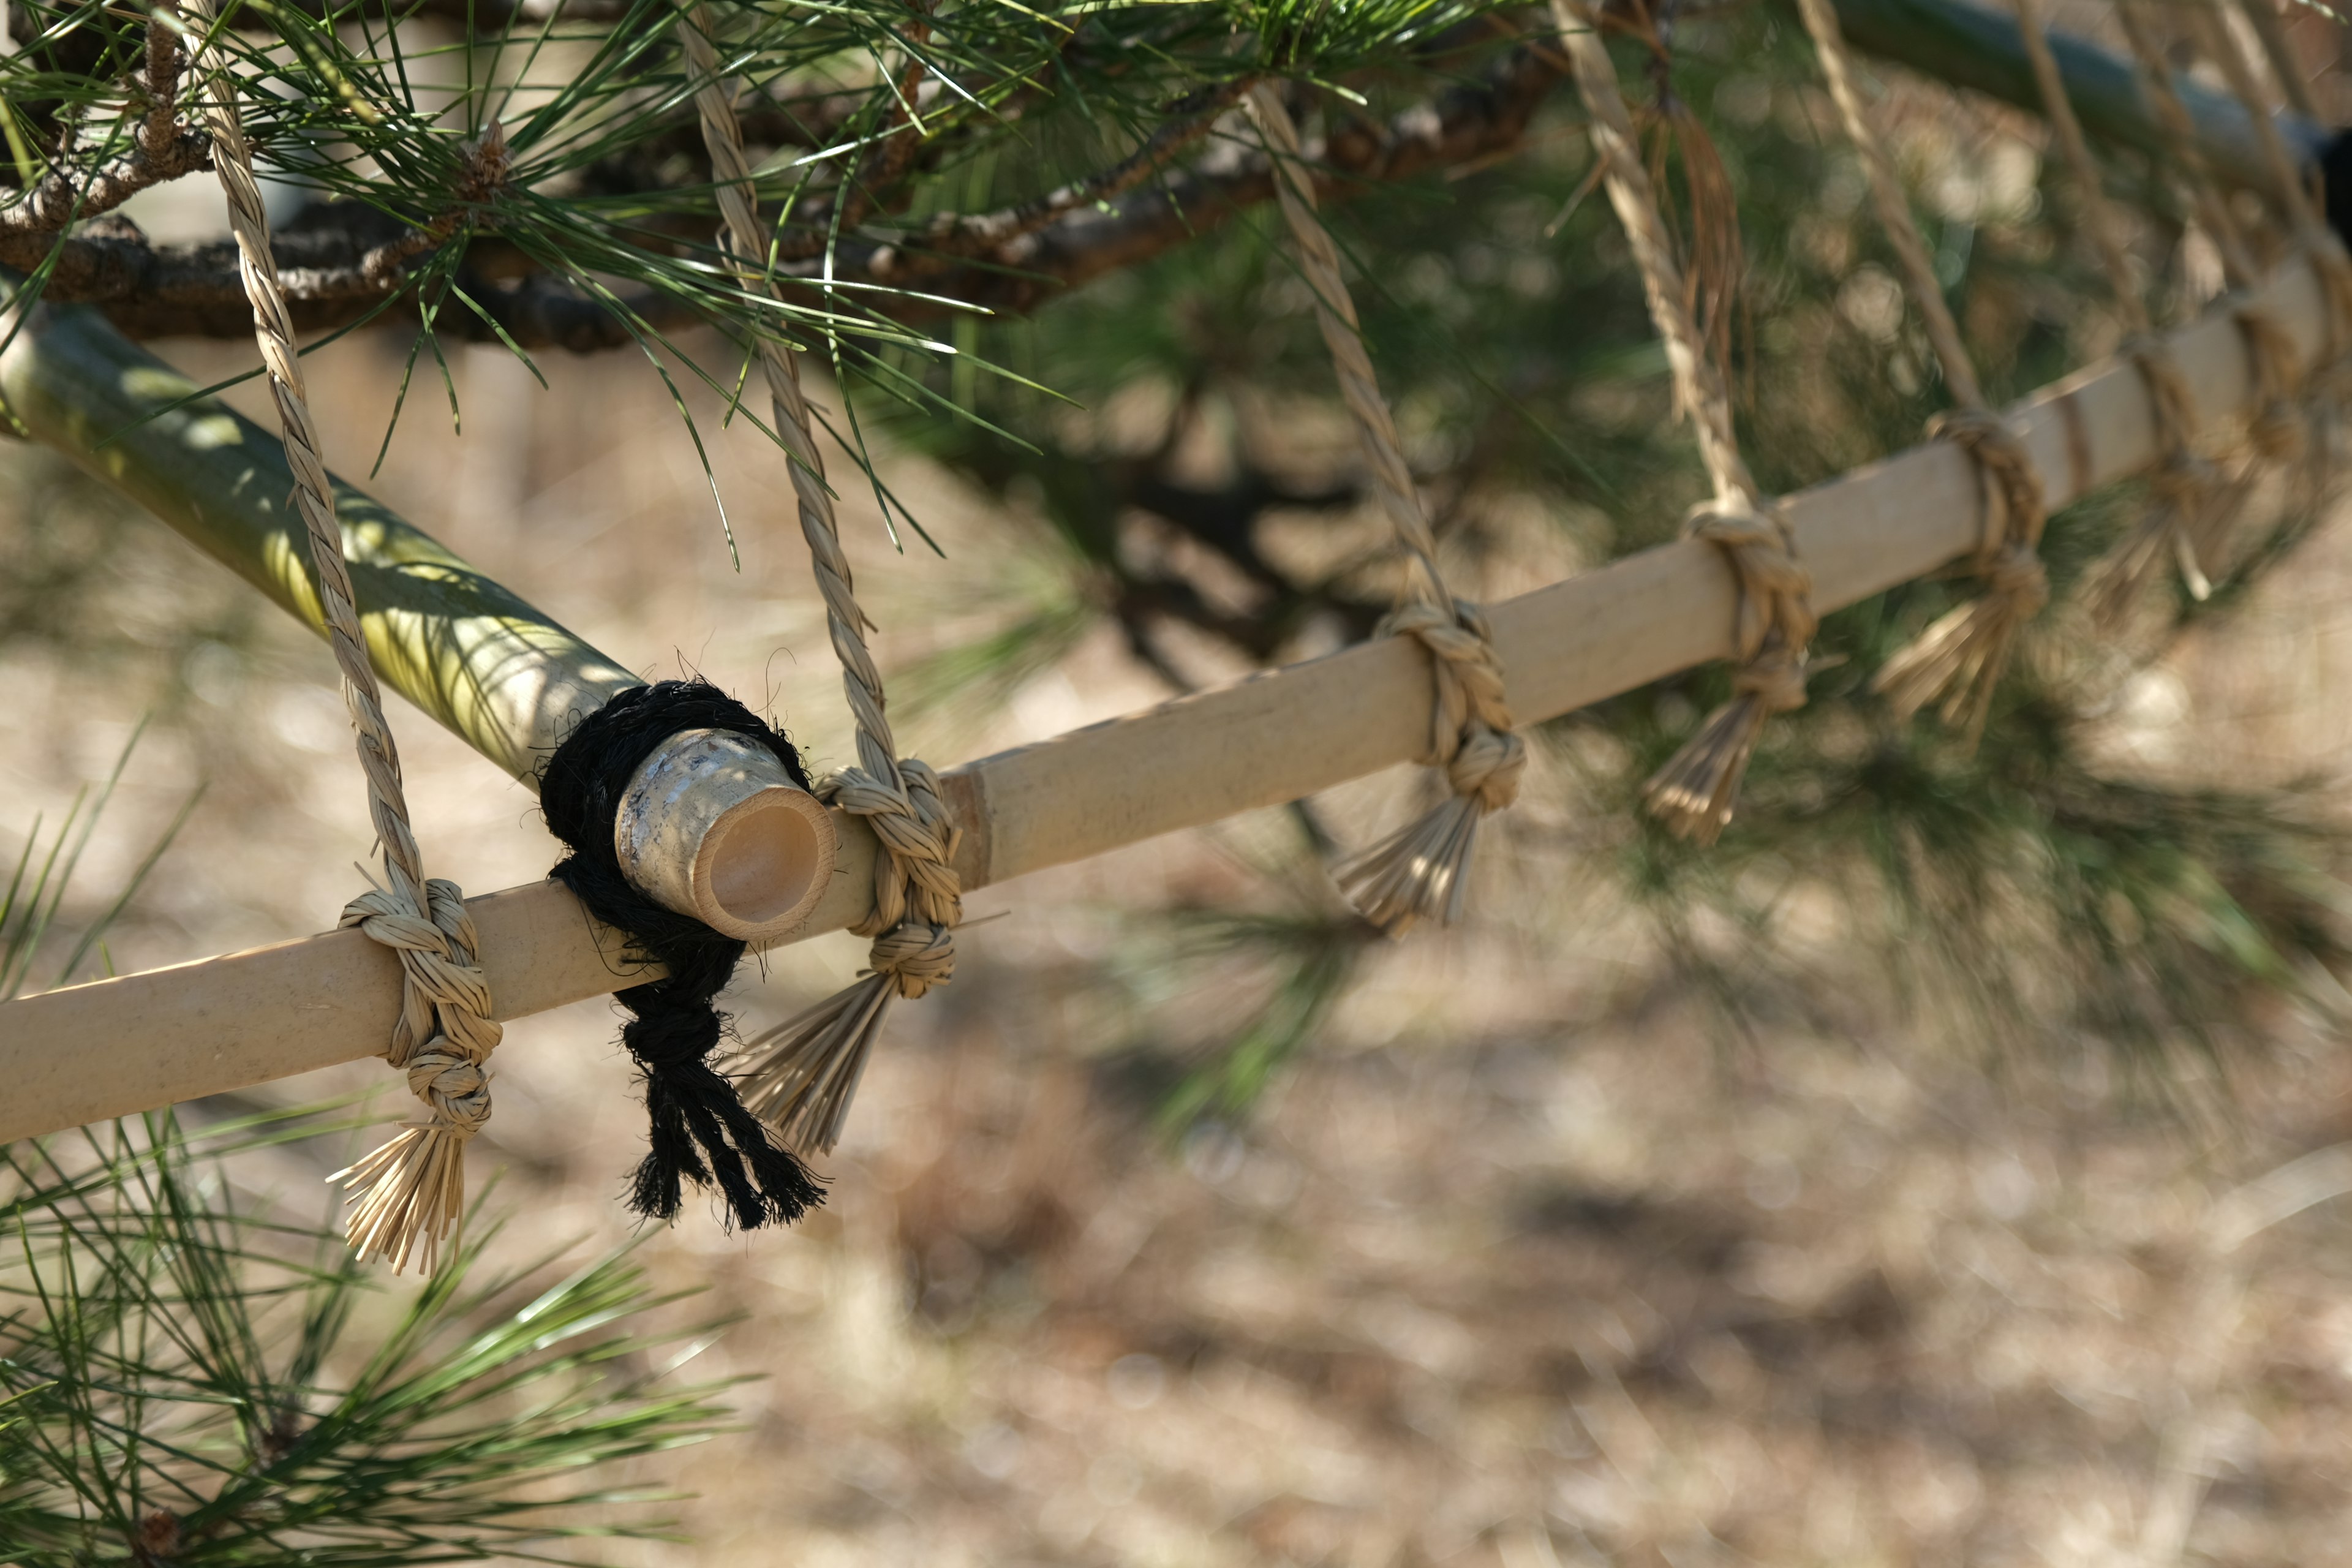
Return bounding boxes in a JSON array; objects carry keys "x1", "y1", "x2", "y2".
[
  {"x1": 0, "y1": 129, "x2": 213, "y2": 247},
  {"x1": 31, "y1": 46, "x2": 1561, "y2": 344}
]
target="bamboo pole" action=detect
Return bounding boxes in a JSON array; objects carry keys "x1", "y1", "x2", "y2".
[
  {"x1": 0, "y1": 288, "x2": 837, "y2": 945},
  {"x1": 0, "y1": 291, "x2": 642, "y2": 780},
  {"x1": 0, "y1": 253, "x2": 2328, "y2": 1144}
]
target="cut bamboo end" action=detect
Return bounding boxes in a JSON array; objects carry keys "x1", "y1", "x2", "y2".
[{"x1": 613, "y1": 729, "x2": 839, "y2": 941}]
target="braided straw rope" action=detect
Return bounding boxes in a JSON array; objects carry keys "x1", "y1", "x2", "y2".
[
  {"x1": 2113, "y1": 0, "x2": 2312, "y2": 480},
  {"x1": 2012, "y1": 0, "x2": 2233, "y2": 621},
  {"x1": 1245, "y1": 84, "x2": 1523, "y2": 934},
  {"x1": 672, "y1": 6, "x2": 962, "y2": 1153},
  {"x1": 1790, "y1": 0, "x2": 2048, "y2": 744},
  {"x1": 2184, "y1": 0, "x2": 2352, "y2": 374},
  {"x1": 1555, "y1": 0, "x2": 1817, "y2": 843},
  {"x1": 183, "y1": 0, "x2": 498, "y2": 1273}
]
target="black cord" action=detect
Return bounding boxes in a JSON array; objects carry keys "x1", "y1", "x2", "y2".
[{"x1": 539, "y1": 679, "x2": 825, "y2": 1229}]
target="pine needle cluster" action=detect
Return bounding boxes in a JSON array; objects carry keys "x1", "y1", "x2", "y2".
[{"x1": 0, "y1": 1110, "x2": 736, "y2": 1566}]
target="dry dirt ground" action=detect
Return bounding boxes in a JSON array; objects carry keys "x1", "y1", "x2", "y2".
[{"x1": 13, "y1": 323, "x2": 2352, "y2": 1567}]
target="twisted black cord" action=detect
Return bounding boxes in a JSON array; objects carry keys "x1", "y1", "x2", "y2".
[{"x1": 539, "y1": 679, "x2": 826, "y2": 1229}]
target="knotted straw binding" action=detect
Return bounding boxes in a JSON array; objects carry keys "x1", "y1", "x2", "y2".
[
  {"x1": 333, "y1": 879, "x2": 498, "y2": 1263},
  {"x1": 732, "y1": 760, "x2": 962, "y2": 1155},
  {"x1": 1643, "y1": 501, "x2": 1819, "y2": 845},
  {"x1": 2085, "y1": 335, "x2": 2226, "y2": 622},
  {"x1": 1789, "y1": 0, "x2": 2054, "y2": 741},
  {"x1": 2236, "y1": 296, "x2": 2307, "y2": 451},
  {"x1": 1333, "y1": 599, "x2": 1528, "y2": 933},
  {"x1": 1872, "y1": 410, "x2": 2048, "y2": 745},
  {"x1": 671, "y1": 2, "x2": 965, "y2": 1153},
  {"x1": 1246, "y1": 82, "x2": 1524, "y2": 935},
  {"x1": 186, "y1": 0, "x2": 499, "y2": 1272}
]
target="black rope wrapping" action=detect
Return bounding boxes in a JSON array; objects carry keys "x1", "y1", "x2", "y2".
[{"x1": 540, "y1": 679, "x2": 826, "y2": 1230}]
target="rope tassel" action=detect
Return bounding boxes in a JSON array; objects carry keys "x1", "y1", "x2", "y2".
[
  {"x1": 1873, "y1": 411, "x2": 2049, "y2": 744},
  {"x1": 1643, "y1": 502, "x2": 1818, "y2": 845},
  {"x1": 731, "y1": 761, "x2": 962, "y2": 1153},
  {"x1": 2084, "y1": 339, "x2": 2227, "y2": 624},
  {"x1": 1333, "y1": 600, "x2": 1528, "y2": 934},
  {"x1": 734, "y1": 921, "x2": 954, "y2": 1154},
  {"x1": 187, "y1": 0, "x2": 500, "y2": 1268},
  {"x1": 1247, "y1": 82, "x2": 1525, "y2": 932},
  {"x1": 330, "y1": 880, "x2": 499, "y2": 1272}
]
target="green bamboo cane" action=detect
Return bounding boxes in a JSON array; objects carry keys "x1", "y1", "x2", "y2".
[{"x1": 0, "y1": 282, "x2": 641, "y2": 782}]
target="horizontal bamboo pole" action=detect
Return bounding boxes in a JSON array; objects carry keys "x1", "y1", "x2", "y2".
[
  {"x1": 0, "y1": 290, "x2": 643, "y2": 780},
  {"x1": 0, "y1": 253, "x2": 2325, "y2": 1143}
]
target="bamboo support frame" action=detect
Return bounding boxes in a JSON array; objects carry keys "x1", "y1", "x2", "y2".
[{"x1": 0, "y1": 252, "x2": 2333, "y2": 1143}]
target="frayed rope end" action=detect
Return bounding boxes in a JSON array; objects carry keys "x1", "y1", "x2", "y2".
[
  {"x1": 1643, "y1": 649, "x2": 1810, "y2": 847},
  {"x1": 1873, "y1": 548, "x2": 2047, "y2": 750},
  {"x1": 333, "y1": 1121, "x2": 469, "y2": 1275},
  {"x1": 1336, "y1": 723, "x2": 1525, "y2": 937},
  {"x1": 732, "y1": 921, "x2": 953, "y2": 1155}
]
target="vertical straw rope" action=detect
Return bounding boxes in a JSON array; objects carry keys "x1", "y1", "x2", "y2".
[
  {"x1": 2184, "y1": 0, "x2": 2352, "y2": 362},
  {"x1": 2234, "y1": 0, "x2": 2320, "y2": 121},
  {"x1": 1245, "y1": 83, "x2": 1525, "y2": 935},
  {"x1": 1555, "y1": 0, "x2": 1819, "y2": 844},
  {"x1": 1790, "y1": 0, "x2": 2049, "y2": 744},
  {"x1": 183, "y1": 0, "x2": 499, "y2": 1275},
  {"x1": 677, "y1": 7, "x2": 963, "y2": 1156},
  {"x1": 2013, "y1": 0, "x2": 2230, "y2": 622},
  {"x1": 2114, "y1": 0, "x2": 2312, "y2": 476}
]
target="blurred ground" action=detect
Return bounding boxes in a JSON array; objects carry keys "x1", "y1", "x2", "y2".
[{"x1": 12, "y1": 319, "x2": 2352, "y2": 1567}]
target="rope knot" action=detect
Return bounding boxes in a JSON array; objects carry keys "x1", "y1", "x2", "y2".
[
  {"x1": 404, "y1": 1049, "x2": 492, "y2": 1134},
  {"x1": 339, "y1": 879, "x2": 500, "y2": 1072},
  {"x1": 1985, "y1": 542, "x2": 2051, "y2": 612},
  {"x1": 1683, "y1": 499, "x2": 1817, "y2": 659},
  {"x1": 1931, "y1": 407, "x2": 2047, "y2": 560},
  {"x1": 869, "y1": 920, "x2": 957, "y2": 1001},
  {"x1": 1377, "y1": 597, "x2": 1516, "y2": 767},
  {"x1": 1732, "y1": 645, "x2": 1812, "y2": 716},
  {"x1": 1642, "y1": 497, "x2": 1819, "y2": 844},
  {"x1": 1444, "y1": 723, "x2": 1528, "y2": 813},
  {"x1": 827, "y1": 758, "x2": 963, "y2": 939}
]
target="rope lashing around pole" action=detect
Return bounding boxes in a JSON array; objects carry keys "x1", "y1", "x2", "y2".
[
  {"x1": 184, "y1": 0, "x2": 497, "y2": 1274},
  {"x1": 2111, "y1": 0, "x2": 2311, "y2": 472},
  {"x1": 1245, "y1": 83, "x2": 1525, "y2": 936},
  {"x1": 671, "y1": 3, "x2": 963, "y2": 1154},
  {"x1": 1556, "y1": 0, "x2": 1817, "y2": 840},
  {"x1": 2185, "y1": 0, "x2": 2352, "y2": 396},
  {"x1": 1789, "y1": 0, "x2": 2049, "y2": 742},
  {"x1": 1645, "y1": 502, "x2": 1818, "y2": 845},
  {"x1": 2012, "y1": 0, "x2": 2228, "y2": 620},
  {"x1": 1874, "y1": 412, "x2": 2048, "y2": 741},
  {"x1": 538, "y1": 682, "x2": 825, "y2": 1227},
  {"x1": 2087, "y1": 337, "x2": 2230, "y2": 619}
]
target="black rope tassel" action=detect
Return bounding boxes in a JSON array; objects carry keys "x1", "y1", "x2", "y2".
[{"x1": 539, "y1": 679, "x2": 826, "y2": 1230}]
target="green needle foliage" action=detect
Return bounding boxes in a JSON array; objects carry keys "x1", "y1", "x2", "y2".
[
  {"x1": 0, "y1": 1112, "x2": 737, "y2": 1566},
  {"x1": 2, "y1": 722, "x2": 198, "y2": 1004}
]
